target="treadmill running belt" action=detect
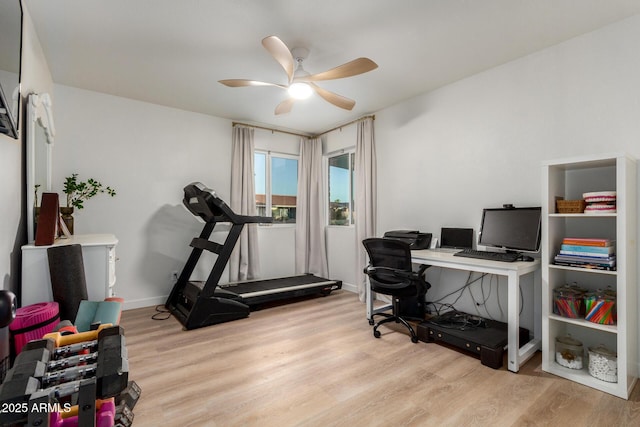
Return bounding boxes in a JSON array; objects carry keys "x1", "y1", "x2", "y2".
[{"x1": 219, "y1": 274, "x2": 336, "y2": 299}]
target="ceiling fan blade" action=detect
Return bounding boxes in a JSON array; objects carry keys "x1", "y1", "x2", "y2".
[
  {"x1": 299, "y1": 58, "x2": 378, "y2": 82},
  {"x1": 310, "y1": 83, "x2": 355, "y2": 111},
  {"x1": 262, "y1": 36, "x2": 295, "y2": 84},
  {"x1": 219, "y1": 79, "x2": 287, "y2": 89},
  {"x1": 275, "y1": 98, "x2": 296, "y2": 115}
]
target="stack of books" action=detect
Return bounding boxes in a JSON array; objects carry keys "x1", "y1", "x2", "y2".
[{"x1": 554, "y1": 237, "x2": 616, "y2": 270}]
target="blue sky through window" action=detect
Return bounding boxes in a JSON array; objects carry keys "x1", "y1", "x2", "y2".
[
  {"x1": 255, "y1": 152, "x2": 266, "y2": 194},
  {"x1": 272, "y1": 157, "x2": 297, "y2": 195},
  {"x1": 254, "y1": 153, "x2": 298, "y2": 196},
  {"x1": 255, "y1": 152, "x2": 349, "y2": 200},
  {"x1": 329, "y1": 167, "x2": 349, "y2": 202}
]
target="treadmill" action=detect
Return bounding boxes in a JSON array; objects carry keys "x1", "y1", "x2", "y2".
[{"x1": 165, "y1": 182, "x2": 342, "y2": 330}]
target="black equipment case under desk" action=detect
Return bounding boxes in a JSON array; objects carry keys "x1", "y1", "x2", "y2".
[{"x1": 417, "y1": 313, "x2": 530, "y2": 369}]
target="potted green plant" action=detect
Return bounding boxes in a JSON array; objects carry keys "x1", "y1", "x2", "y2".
[{"x1": 61, "y1": 173, "x2": 116, "y2": 234}]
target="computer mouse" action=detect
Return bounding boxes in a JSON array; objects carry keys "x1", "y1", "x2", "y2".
[{"x1": 520, "y1": 255, "x2": 535, "y2": 262}]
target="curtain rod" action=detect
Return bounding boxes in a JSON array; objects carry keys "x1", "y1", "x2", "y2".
[
  {"x1": 232, "y1": 122, "x2": 311, "y2": 138},
  {"x1": 315, "y1": 115, "x2": 375, "y2": 137},
  {"x1": 232, "y1": 114, "x2": 375, "y2": 139}
]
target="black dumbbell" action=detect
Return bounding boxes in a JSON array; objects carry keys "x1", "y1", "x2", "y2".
[
  {"x1": 116, "y1": 380, "x2": 141, "y2": 411},
  {"x1": 12, "y1": 326, "x2": 126, "y2": 376},
  {"x1": 115, "y1": 402, "x2": 135, "y2": 427},
  {"x1": 0, "y1": 327, "x2": 128, "y2": 424},
  {"x1": 5, "y1": 336, "x2": 128, "y2": 393},
  {"x1": 21, "y1": 325, "x2": 124, "y2": 358},
  {"x1": 111, "y1": 380, "x2": 141, "y2": 427},
  {"x1": 0, "y1": 376, "x2": 39, "y2": 426}
]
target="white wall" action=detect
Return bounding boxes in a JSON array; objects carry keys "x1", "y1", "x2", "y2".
[
  {"x1": 51, "y1": 85, "x2": 233, "y2": 308},
  {"x1": 50, "y1": 89, "x2": 314, "y2": 308},
  {"x1": 0, "y1": 106, "x2": 22, "y2": 295},
  {"x1": 370, "y1": 15, "x2": 640, "y2": 330},
  {"x1": 0, "y1": 1, "x2": 53, "y2": 296}
]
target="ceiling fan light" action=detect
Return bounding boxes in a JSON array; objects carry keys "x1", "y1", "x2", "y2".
[{"x1": 288, "y1": 82, "x2": 313, "y2": 100}]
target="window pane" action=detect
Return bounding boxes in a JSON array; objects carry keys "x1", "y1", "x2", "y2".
[
  {"x1": 271, "y1": 156, "x2": 297, "y2": 223},
  {"x1": 329, "y1": 153, "x2": 351, "y2": 225},
  {"x1": 254, "y1": 152, "x2": 266, "y2": 217}
]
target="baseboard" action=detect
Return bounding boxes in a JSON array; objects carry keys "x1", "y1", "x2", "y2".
[
  {"x1": 122, "y1": 296, "x2": 167, "y2": 310},
  {"x1": 340, "y1": 282, "x2": 357, "y2": 293}
]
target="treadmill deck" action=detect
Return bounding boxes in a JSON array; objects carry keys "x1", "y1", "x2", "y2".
[{"x1": 191, "y1": 274, "x2": 342, "y2": 305}]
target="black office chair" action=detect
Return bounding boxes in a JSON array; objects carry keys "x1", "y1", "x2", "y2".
[{"x1": 362, "y1": 238, "x2": 431, "y2": 343}]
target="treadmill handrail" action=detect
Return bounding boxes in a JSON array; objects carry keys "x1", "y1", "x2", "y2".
[{"x1": 183, "y1": 182, "x2": 273, "y2": 225}]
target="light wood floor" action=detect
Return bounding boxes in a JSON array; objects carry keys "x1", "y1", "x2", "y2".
[{"x1": 120, "y1": 291, "x2": 640, "y2": 426}]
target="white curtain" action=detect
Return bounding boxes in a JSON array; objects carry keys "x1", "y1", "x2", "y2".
[
  {"x1": 229, "y1": 125, "x2": 260, "y2": 281},
  {"x1": 355, "y1": 117, "x2": 377, "y2": 301},
  {"x1": 295, "y1": 136, "x2": 329, "y2": 277}
]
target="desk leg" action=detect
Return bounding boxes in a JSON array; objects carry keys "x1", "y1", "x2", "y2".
[
  {"x1": 508, "y1": 269, "x2": 541, "y2": 373},
  {"x1": 366, "y1": 276, "x2": 373, "y2": 321},
  {"x1": 533, "y1": 268, "x2": 542, "y2": 354},
  {"x1": 507, "y1": 271, "x2": 520, "y2": 372}
]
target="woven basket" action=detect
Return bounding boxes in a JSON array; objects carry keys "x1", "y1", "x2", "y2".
[{"x1": 556, "y1": 199, "x2": 586, "y2": 213}]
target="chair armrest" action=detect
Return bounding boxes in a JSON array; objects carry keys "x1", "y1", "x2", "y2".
[
  {"x1": 365, "y1": 265, "x2": 406, "y2": 274},
  {"x1": 365, "y1": 266, "x2": 414, "y2": 280}
]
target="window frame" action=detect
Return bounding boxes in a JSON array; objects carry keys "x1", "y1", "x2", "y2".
[
  {"x1": 254, "y1": 150, "x2": 299, "y2": 227},
  {"x1": 326, "y1": 149, "x2": 356, "y2": 227}
]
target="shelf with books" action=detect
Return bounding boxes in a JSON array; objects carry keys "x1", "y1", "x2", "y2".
[
  {"x1": 553, "y1": 237, "x2": 617, "y2": 271},
  {"x1": 549, "y1": 264, "x2": 616, "y2": 276},
  {"x1": 542, "y1": 153, "x2": 636, "y2": 399}
]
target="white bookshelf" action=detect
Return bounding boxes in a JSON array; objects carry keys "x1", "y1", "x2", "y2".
[{"x1": 541, "y1": 153, "x2": 637, "y2": 399}]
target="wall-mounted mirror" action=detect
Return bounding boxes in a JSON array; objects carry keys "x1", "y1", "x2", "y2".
[
  {"x1": 26, "y1": 93, "x2": 55, "y2": 242},
  {"x1": 0, "y1": 0, "x2": 23, "y2": 139}
]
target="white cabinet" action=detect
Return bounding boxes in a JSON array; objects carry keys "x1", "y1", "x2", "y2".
[
  {"x1": 21, "y1": 234, "x2": 118, "y2": 307},
  {"x1": 541, "y1": 153, "x2": 637, "y2": 399}
]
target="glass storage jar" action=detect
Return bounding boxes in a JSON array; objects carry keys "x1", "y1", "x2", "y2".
[
  {"x1": 555, "y1": 335, "x2": 584, "y2": 370},
  {"x1": 553, "y1": 283, "x2": 586, "y2": 318},
  {"x1": 588, "y1": 344, "x2": 617, "y2": 382},
  {"x1": 584, "y1": 288, "x2": 616, "y2": 325}
]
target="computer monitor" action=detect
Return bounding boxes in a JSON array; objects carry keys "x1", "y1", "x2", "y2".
[{"x1": 478, "y1": 207, "x2": 541, "y2": 253}]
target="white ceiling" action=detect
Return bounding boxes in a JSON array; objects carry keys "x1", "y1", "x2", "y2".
[{"x1": 26, "y1": 0, "x2": 640, "y2": 135}]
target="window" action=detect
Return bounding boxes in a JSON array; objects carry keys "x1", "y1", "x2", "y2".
[
  {"x1": 328, "y1": 151, "x2": 355, "y2": 226},
  {"x1": 255, "y1": 151, "x2": 298, "y2": 224}
]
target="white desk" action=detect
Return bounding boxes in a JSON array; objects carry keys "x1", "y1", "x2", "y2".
[
  {"x1": 21, "y1": 234, "x2": 118, "y2": 307},
  {"x1": 366, "y1": 249, "x2": 541, "y2": 373}
]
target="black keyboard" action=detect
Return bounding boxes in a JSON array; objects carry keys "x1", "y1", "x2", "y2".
[{"x1": 453, "y1": 249, "x2": 520, "y2": 262}]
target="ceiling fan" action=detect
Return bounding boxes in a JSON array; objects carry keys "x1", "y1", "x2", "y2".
[{"x1": 219, "y1": 36, "x2": 378, "y2": 115}]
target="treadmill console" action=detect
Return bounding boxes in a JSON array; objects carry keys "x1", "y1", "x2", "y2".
[{"x1": 183, "y1": 182, "x2": 234, "y2": 223}]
